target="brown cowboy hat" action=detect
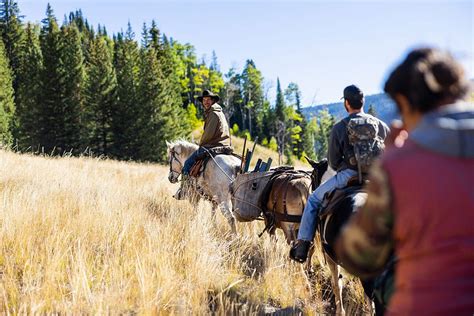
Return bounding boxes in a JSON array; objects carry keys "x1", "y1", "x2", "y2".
[{"x1": 197, "y1": 89, "x2": 220, "y2": 103}]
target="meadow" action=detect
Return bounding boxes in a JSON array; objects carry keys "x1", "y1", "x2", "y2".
[{"x1": 0, "y1": 150, "x2": 368, "y2": 314}]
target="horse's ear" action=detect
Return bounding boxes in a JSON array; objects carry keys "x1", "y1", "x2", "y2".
[
  {"x1": 320, "y1": 158, "x2": 328, "y2": 168},
  {"x1": 165, "y1": 140, "x2": 170, "y2": 148},
  {"x1": 305, "y1": 156, "x2": 318, "y2": 169}
]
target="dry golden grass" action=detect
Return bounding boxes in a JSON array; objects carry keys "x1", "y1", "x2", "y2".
[{"x1": 0, "y1": 150, "x2": 367, "y2": 314}]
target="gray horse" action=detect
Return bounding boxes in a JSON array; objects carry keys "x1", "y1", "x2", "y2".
[{"x1": 166, "y1": 140, "x2": 241, "y2": 233}]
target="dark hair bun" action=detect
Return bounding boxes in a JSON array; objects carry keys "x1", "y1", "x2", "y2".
[{"x1": 385, "y1": 47, "x2": 470, "y2": 113}]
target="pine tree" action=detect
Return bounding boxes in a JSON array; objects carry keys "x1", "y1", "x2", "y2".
[
  {"x1": 140, "y1": 22, "x2": 148, "y2": 48},
  {"x1": 275, "y1": 78, "x2": 286, "y2": 122},
  {"x1": 39, "y1": 5, "x2": 85, "y2": 154},
  {"x1": 0, "y1": 38, "x2": 14, "y2": 145},
  {"x1": 84, "y1": 34, "x2": 117, "y2": 155},
  {"x1": 222, "y1": 67, "x2": 243, "y2": 128},
  {"x1": 148, "y1": 20, "x2": 160, "y2": 51},
  {"x1": 137, "y1": 46, "x2": 164, "y2": 161},
  {"x1": 274, "y1": 78, "x2": 289, "y2": 163},
  {"x1": 314, "y1": 109, "x2": 335, "y2": 160},
  {"x1": 67, "y1": 10, "x2": 94, "y2": 65},
  {"x1": 0, "y1": 0, "x2": 25, "y2": 93},
  {"x1": 136, "y1": 25, "x2": 189, "y2": 162},
  {"x1": 284, "y1": 82, "x2": 314, "y2": 159},
  {"x1": 58, "y1": 22, "x2": 85, "y2": 153},
  {"x1": 368, "y1": 103, "x2": 377, "y2": 117},
  {"x1": 241, "y1": 59, "x2": 264, "y2": 138},
  {"x1": 38, "y1": 4, "x2": 62, "y2": 153},
  {"x1": 159, "y1": 38, "x2": 190, "y2": 141},
  {"x1": 15, "y1": 22, "x2": 42, "y2": 150},
  {"x1": 210, "y1": 50, "x2": 219, "y2": 72},
  {"x1": 111, "y1": 28, "x2": 142, "y2": 160}
]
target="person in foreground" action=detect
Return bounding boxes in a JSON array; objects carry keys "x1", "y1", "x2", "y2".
[
  {"x1": 335, "y1": 47, "x2": 474, "y2": 315},
  {"x1": 290, "y1": 85, "x2": 389, "y2": 262}
]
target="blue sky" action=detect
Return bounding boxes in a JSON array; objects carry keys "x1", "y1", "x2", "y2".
[{"x1": 20, "y1": 0, "x2": 473, "y2": 106}]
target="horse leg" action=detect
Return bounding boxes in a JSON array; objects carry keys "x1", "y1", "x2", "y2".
[
  {"x1": 360, "y1": 278, "x2": 375, "y2": 315},
  {"x1": 281, "y1": 223, "x2": 296, "y2": 245},
  {"x1": 211, "y1": 201, "x2": 218, "y2": 221},
  {"x1": 365, "y1": 294, "x2": 375, "y2": 315},
  {"x1": 218, "y1": 199, "x2": 237, "y2": 234},
  {"x1": 305, "y1": 243, "x2": 315, "y2": 274},
  {"x1": 327, "y1": 254, "x2": 345, "y2": 315},
  {"x1": 269, "y1": 229, "x2": 278, "y2": 243}
]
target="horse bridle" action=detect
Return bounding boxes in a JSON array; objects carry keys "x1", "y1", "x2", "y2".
[{"x1": 169, "y1": 149, "x2": 183, "y2": 179}]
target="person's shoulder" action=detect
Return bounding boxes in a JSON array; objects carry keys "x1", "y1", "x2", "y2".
[
  {"x1": 332, "y1": 118, "x2": 347, "y2": 133},
  {"x1": 211, "y1": 103, "x2": 223, "y2": 111}
]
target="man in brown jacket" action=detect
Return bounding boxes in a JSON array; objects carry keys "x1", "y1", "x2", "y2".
[{"x1": 182, "y1": 90, "x2": 231, "y2": 175}]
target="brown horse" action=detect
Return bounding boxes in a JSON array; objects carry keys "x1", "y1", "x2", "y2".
[{"x1": 263, "y1": 159, "x2": 373, "y2": 315}]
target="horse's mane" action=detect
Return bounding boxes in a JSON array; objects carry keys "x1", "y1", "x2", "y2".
[{"x1": 167, "y1": 139, "x2": 199, "y2": 157}]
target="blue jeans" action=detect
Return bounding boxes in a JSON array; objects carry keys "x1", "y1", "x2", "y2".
[
  {"x1": 297, "y1": 168, "x2": 357, "y2": 241},
  {"x1": 182, "y1": 147, "x2": 207, "y2": 175}
]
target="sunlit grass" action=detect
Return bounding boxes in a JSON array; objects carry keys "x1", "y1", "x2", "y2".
[{"x1": 0, "y1": 149, "x2": 366, "y2": 314}]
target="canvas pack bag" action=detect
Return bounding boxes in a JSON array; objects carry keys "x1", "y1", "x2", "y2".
[{"x1": 230, "y1": 171, "x2": 274, "y2": 222}]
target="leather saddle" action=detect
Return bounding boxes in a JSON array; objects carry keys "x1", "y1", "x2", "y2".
[{"x1": 189, "y1": 146, "x2": 234, "y2": 177}]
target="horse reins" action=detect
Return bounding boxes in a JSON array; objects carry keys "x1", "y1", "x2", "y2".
[{"x1": 169, "y1": 149, "x2": 182, "y2": 179}]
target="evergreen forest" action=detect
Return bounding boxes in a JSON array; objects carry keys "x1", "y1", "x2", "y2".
[{"x1": 0, "y1": 1, "x2": 337, "y2": 163}]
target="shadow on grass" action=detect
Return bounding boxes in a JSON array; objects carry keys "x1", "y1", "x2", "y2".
[{"x1": 208, "y1": 288, "x2": 304, "y2": 315}]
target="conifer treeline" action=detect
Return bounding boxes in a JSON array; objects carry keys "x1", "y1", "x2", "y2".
[{"x1": 0, "y1": 1, "x2": 334, "y2": 163}]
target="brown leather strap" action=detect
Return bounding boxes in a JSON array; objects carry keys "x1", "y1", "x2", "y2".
[
  {"x1": 272, "y1": 211, "x2": 302, "y2": 223},
  {"x1": 282, "y1": 174, "x2": 294, "y2": 215}
]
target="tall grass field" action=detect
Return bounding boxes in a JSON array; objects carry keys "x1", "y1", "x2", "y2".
[{"x1": 0, "y1": 150, "x2": 368, "y2": 314}]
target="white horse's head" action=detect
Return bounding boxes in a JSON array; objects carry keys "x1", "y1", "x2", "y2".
[{"x1": 166, "y1": 140, "x2": 198, "y2": 183}]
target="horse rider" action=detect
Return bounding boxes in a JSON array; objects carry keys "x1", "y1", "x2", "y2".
[
  {"x1": 334, "y1": 47, "x2": 474, "y2": 315},
  {"x1": 290, "y1": 84, "x2": 390, "y2": 263},
  {"x1": 181, "y1": 89, "x2": 231, "y2": 177}
]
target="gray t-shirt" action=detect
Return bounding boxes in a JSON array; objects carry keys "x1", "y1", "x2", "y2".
[{"x1": 328, "y1": 112, "x2": 390, "y2": 172}]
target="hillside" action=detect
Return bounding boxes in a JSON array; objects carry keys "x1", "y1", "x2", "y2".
[
  {"x1": 302, "y1": 93, "x2": 399, "y2": 124},
  {"x1": 0, "y1": 150, "x2": 369, "y2": 314},
  {"x1": 191, "y1": 129, "x2": 309, "y2": 170}
]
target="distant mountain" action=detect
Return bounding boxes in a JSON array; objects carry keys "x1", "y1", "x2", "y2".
[{"x1": 302, "y1": 93, "x2": 399, "y2": 124}]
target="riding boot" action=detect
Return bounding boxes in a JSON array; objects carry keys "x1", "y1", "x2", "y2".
[{"x1": 289, "y1": 239, "x2": 313, "y2": 263}]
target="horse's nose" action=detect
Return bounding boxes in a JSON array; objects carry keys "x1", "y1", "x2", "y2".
[{"x1": 168, "y1": 174, "x2": 178, "y2": 183}]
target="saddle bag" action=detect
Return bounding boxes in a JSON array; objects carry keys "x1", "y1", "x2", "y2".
[{"x1": 230, "y1": 171, "x2": 274, "y2": 222}]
